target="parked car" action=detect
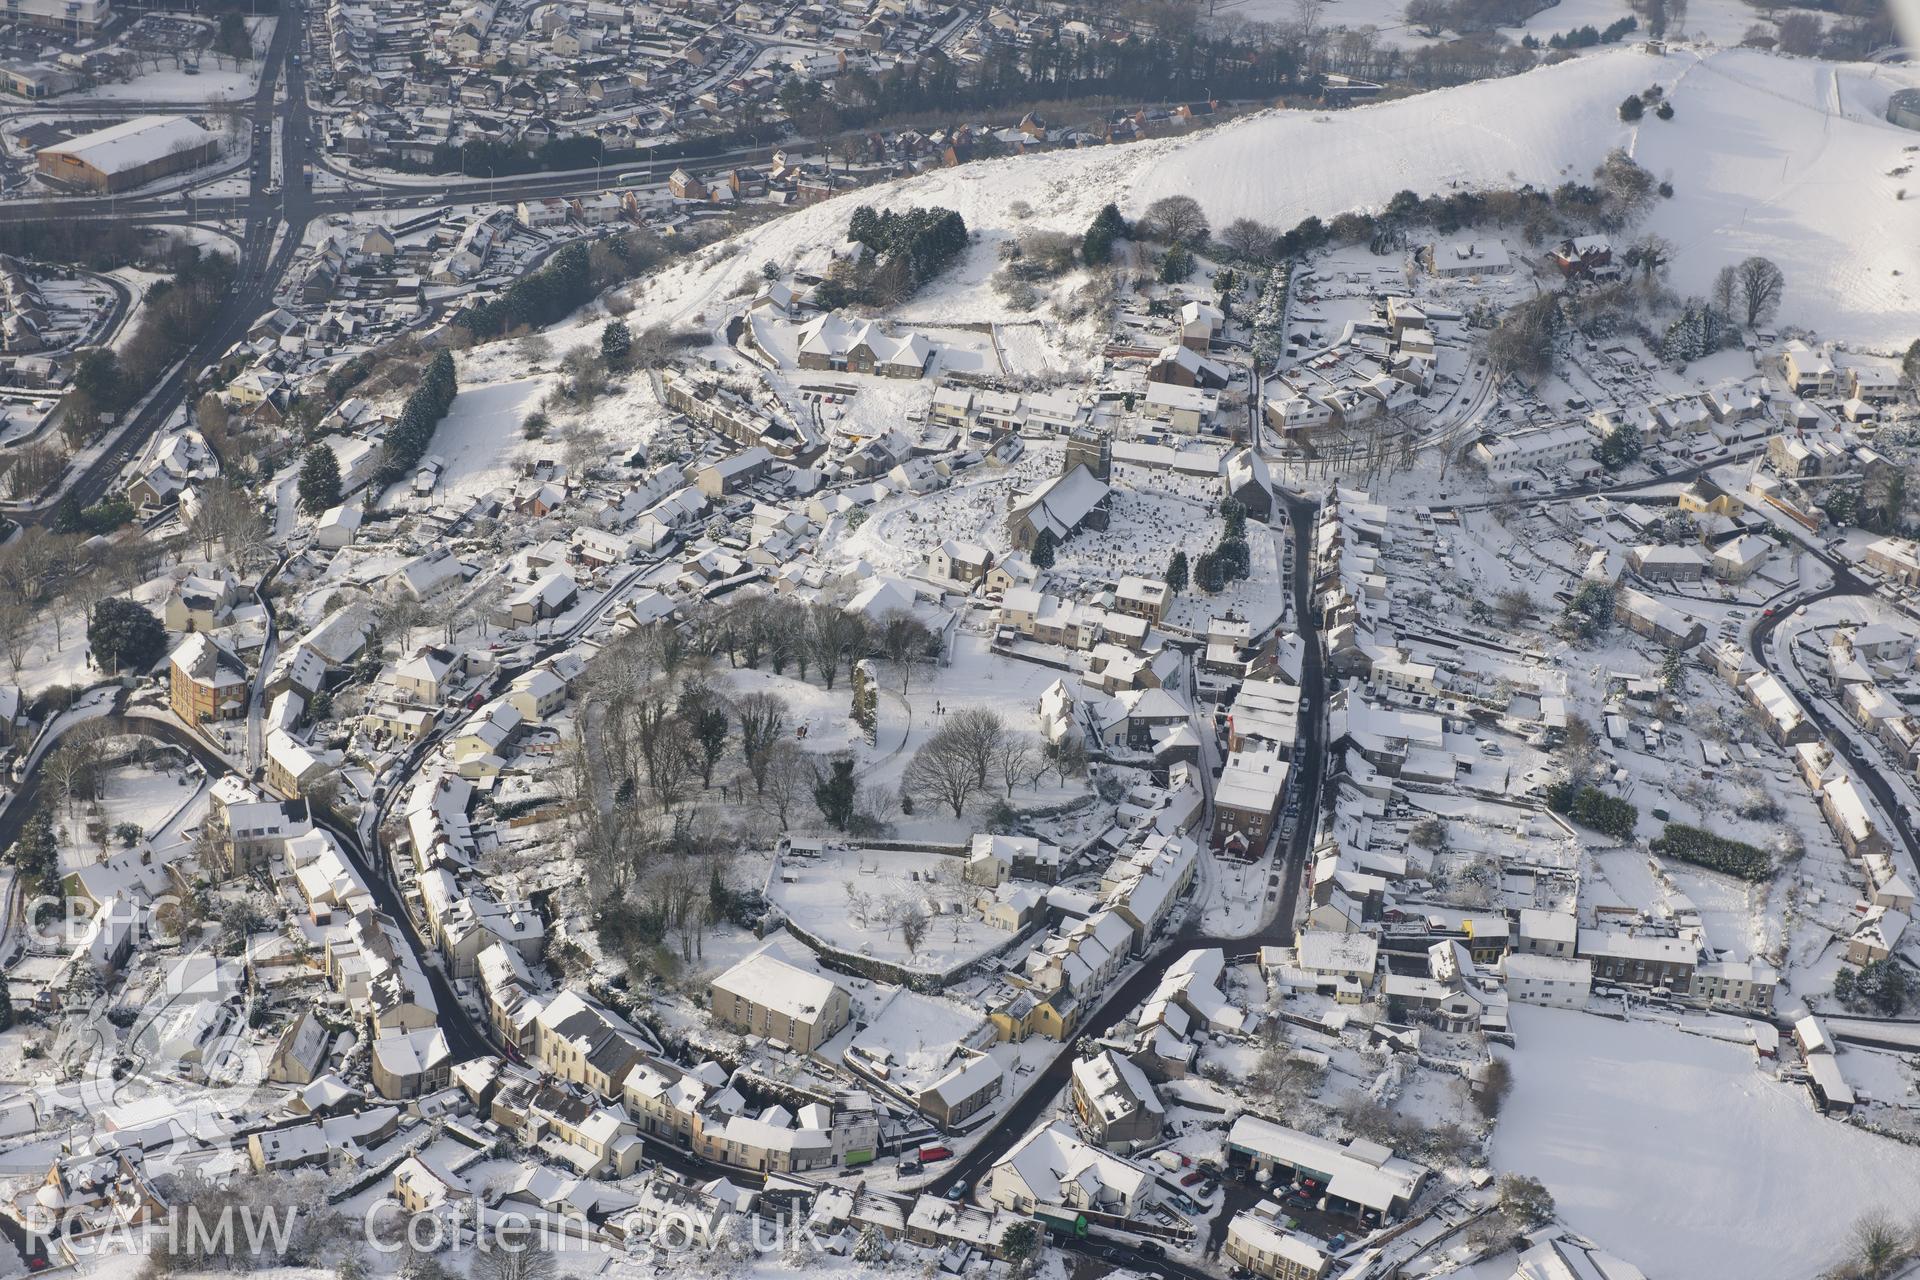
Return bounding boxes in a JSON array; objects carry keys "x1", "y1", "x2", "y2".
[
  {"x1": 918, "y1": 1146, "x2": 953, "y2": 1163},
  {"x1": 1137, "y1": 1241, "x2": 1166, "y2": 1259},
  {"x1": 1180, "y1": 1170, "x2": 1206, "y2": 1187},
  {"x1": 897, "y1": 1160, "x2": 921, "y2": 1175}
]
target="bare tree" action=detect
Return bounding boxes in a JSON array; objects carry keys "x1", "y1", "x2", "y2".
[
  {"x1": 633, "y1": 691, "x2": 697, "y2": 808},
  {"x1": 1493, "y1": 588, "x2": 1534, "y2": 626},
  {"x1": 650, "y1": 826, "x2": 720, "y2": 962},
  {"x1": 716, "y1": 594, "x2": 770, "y2": 668},
  {"x1": 805, "y1": 604, "x2": 866, "y2": 691},
  {"x1": 44, "y1": 729, "x2": 107, "y2": 819},
  {"x1": 372, "y1": 596, "x2": 426, "y2": 649},
  {"x1": 759, "y1": 739, "x2": 809, "y2": 830},
  {"x1": 429, "y1": 593, "x2": 474, "y2": 646},
  {"x1": 765, "y1": 599, "x2": 804, "y2": 675},
  {"x1": 1624, "y1": 233, "x2": 1673, "y2": 290},
  {"x1": 558, "y1": 727, "x2": 638, "y2": 901},
  {"x1": 946, "y1": 707, "x2": 1006, "y2": 790},
  {"x1": 0, "y1": 597, "x2": 31, "y2": 676},
  {"x1": 736, "y1": 691, "x2": 787, "y2": 793},
  {"x1": 880, "y1": 610, "x2": 933, "y2": 692},
  {"x1": 843, "y1": 880, "x2": 878, "y2": 930},
  {"x1": 587, "y1": 629, "x2": 660, "y2": 707},
  {"x1": 1139, "y1": 195, "x2": 1210, "y2": 247},
  {"x1": 1735, "y1": 256, "x2": 1786, "y2": 328},
  {"x1": 472, "y1": 1241, "x2": 556, "y2": 1280},
  {"x1": 1218, "y1": 217, "x2": 1275, "y2": 262},
  {"x1": 1404, "y1": 0, "x2": 1449, "y2": 34},
  {"x1": 995, "y1": 732, "x2": 1039, "y2": 799},
  {"x1": 187, "y1": 478, "x2": 257, "y2": 560},
  {"x1": 0, "y1": 525, "x2": 71, "y2": 604},
  {"x1": 560, "y1": 421, "x2": 609, "y2": 477},
  {"x1": 898, "y1": 901, "x2": 929, "y2": 960},
  {"x1": 1047, "y1": 736, "x2": 1088, "y2": 786},
  {"x1": 2, "y1": 443, "x2": 65, "y2": 501},
  {"x1": 902, "y1": 725, "x2": 983, "y2": 817}
]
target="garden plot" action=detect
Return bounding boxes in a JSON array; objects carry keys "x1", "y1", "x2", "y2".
[
  {"x1": 766, "y1": 842, "x2": 1009, "y2": 975},
  {"x1": 94, "y1": 757, "x2": 187, "y2": 822},
  {"x1": 50, "y1": 754, "x2": 200, "y2": 877},
  {"x1": 993, "y1": 322, "x2": 1074, "y2": 379},
  {"x1": 1837, "y1": 1045, "x2": 1920, "y2": 1111}
]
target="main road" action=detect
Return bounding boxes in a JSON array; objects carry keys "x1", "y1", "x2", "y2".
[
  {"x1": 1747, "y1": 559, "x2": 1920, "y2": 867},
  {"x1": 12, "y1": 0, "x2": 321, "y2": 522},
  {"x1": 929, "y1": 492, "x2": 1326, "y2": 1210}
]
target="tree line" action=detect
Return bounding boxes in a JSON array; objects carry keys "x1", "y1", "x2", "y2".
[
  {"x1": 373, "y1": 349, "x2": 457, "y2": 487},
  {"x1": 451, "y1": 241, "x2": 594, "y2": 341},
  {"x1": 0, "y1": 218, "x2": 159, "y2": 272},
  {"x1": 816, "y1": 205, "x2": 969, "y2": 308},
  {"x1": 563, "y1": 601, "x2": 907, "y2": 974}
]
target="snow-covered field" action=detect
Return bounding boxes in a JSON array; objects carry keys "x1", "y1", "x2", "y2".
[
  {"x1": 1212, "y1": 0, "x2": 1834, "y2": 49},
  {"x1": 414, "y1": 374, "x2": 555, "y2": 503},
  {"x1": 618, "y1": 47, "x2": 1920, "y2": 348},
  {"x1": 1494, "y1": 1005, "x2": 1920, "y2": 1280}
]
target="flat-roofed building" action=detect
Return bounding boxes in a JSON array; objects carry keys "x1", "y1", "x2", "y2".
[
  {"x1": 37, "y1": 116, "x2": 219, "y2": 193},
  {"x1": 4, "y1": 0, "x2": 112, "y2": 32}
]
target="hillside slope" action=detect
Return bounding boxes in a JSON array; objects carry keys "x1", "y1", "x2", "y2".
[{"x1": 637, "y1": 46, "x2": 1920, "y2": 346}]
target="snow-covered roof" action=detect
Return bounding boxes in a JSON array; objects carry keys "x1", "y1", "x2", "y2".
[
  {"x1": 1226, "y1": 1114, "x2": 1426, "y2": 1213},
  {"x1": 710, "y1": 950, "x2": 845, "y2": 1023},
  {"x1": 42, "y1": 115, "x2": 216, "y2": 177}
]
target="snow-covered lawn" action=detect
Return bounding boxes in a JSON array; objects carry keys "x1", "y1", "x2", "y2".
[
  {"x1": 862, "y1": 633, "x2": 1095, "y2": 839},
  {"x1": 1493, "y1": 1005, "x2": 1920, "y2": 1280},
  {"x1": 410, "y1": 374, "x2": 555, "y2": 504},
  {"x1": 769, "y1": 841, "x2": 1013, "y2": 974}
]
